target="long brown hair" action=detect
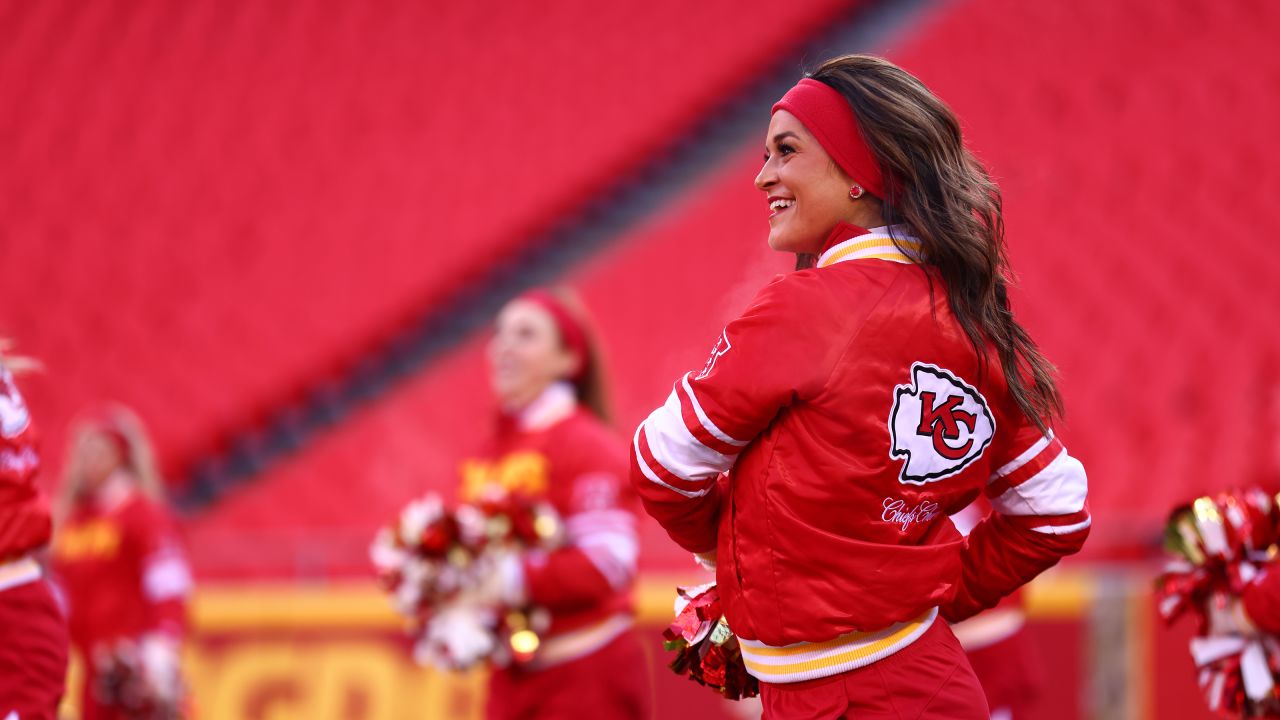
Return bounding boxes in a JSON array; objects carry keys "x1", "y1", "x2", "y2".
[
  {"x1": 809, "y1": 55, "x2": 1062, "y2": 428},
  {"x1": 544, "y1": 287, "x2": 615, "y2": 425}
]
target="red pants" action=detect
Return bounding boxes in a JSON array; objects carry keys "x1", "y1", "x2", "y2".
[
  {"x1": 760, "y1": 621, "x2": 989, "y2": 720},
  {"x1": 486, "y1": 630, "x2": 652, "y2": 720},
  {"x1": 0, "y1": 580, "x2": 69, "y2": 720}
]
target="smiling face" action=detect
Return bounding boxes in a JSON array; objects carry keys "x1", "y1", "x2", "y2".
[
  {"x1": 754, "y1": 110, "x2": 863, "y2": 255},
  {"x1": 486, "y1": 299, "x2": 579, "y2": 412}
]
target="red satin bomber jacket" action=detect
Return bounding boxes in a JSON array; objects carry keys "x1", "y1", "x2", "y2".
[{"x1": 631, "y1": 225, "x2": 1091, "y2": 647}]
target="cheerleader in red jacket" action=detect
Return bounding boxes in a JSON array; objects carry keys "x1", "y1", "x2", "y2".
[
  {"x1": 52, "y1": 407, "x2": 191, "y2": 720},
  {"x1": 463, "y1": 288, "x2": 650, "y2": 720},
  {"x1": 631, "y1": 54, "x2": 1090, "y2": 719},
  {"x1": 0, "y1": 347, "x2": 69, "y2": 720}
]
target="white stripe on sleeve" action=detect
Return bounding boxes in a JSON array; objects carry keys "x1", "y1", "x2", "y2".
[
  {"x1": 680, "y1": 374, "x2": 748, "y2": 448},
  {"x1": 990, "y1": 450, "x2": 1088, "y2": 517},
  {"x1": 990, "y1": 431, "x2": 1054, "y2": 481},
  {"x1": 568, "y1": 510, "x2": 638, "y2": 590},
  {"x1": 566, "y1": 509, "x2": 635, "y2": 535},
  {"x1": 645, "y1": 390, "x2": 737, "y2": 481},
  {"x1": 1030, "y1": 517, "x2": 1093, "y2": 535},
  {"x1": 143, "y1": 552, "x2": 193, "y2": 601},
  {"x1": 633, "y1": 424, "x2": 712, "y2": 498}
]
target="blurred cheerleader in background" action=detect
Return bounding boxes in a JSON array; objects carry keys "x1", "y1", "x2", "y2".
[
  {"x1": 461, "y1": 288, "x2": 651, "y2": 720},
  {"x1": 0, "y1": 341, "x2": 69, "y2": 720},
  {"x1": 52, "y1": 407, "x2": 192, "y2": 720}
]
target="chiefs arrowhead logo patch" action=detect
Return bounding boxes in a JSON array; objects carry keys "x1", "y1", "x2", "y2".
[
  {"x1": 889, "y1": 363, "x2": 995, "y2": 485},
  {"x1": 696, "y1": 331, "x2": 732, "y2": 380}
]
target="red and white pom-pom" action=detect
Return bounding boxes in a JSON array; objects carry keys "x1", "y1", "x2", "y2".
[
  {"x1": 371, "y1": 489, "x2": 565, "y2": 671},
  {"x1": 661, "y1": 583, "x2": 759, "y2": 701},
  {"x1": 415, "y1": 601, "x2": 498, "y2": 670},
  {"x1": 92, "y1": 637, "x2": 189, "y2": 718},
  {"x1": 1161, "y1": 488, "x2": 1280, "y2": 718}
]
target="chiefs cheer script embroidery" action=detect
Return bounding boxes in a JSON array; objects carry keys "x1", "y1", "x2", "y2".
[{"x1": 889, "y1": 362, "x2": 995, "y2": 485}]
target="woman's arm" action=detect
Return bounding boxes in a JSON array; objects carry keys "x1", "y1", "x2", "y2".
[
  {"x1": 943, "y1": 425, "x2": 1090, "y2": 622},
  {"x1": 127, "y1": 501, "x2": 192, "y2": 706},
  {"x1": 630, "y1": 276, "x2": 838, "y2": 552},
  {"x1": 132, "y1": 502, "x2": 192, "y2": 638},
  {"x1": 516, "y1": 471, "x2": 639, "y2": 611}
]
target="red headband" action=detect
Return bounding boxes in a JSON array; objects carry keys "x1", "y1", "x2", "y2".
[
  {"x1": 87, "y1": 415, "x2": 131, "y2": 463},
  {"x1": 519, "y1": 290, "x2": 589, "y2": 383},
  {"x1": 772, "y1": 78, "x2": 885, "y2": 199}
]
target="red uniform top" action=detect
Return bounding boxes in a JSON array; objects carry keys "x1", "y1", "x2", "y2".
[
  {"x1": 52, "y1": 485, "x2": 191, "y2": 652},
  {"x1": 631, "y1": 225, "x2": 1089, "y2": 680},
  {"x1": 459, "y1": 383, "x2": 638, "y2": 666},
  {"x1": 0, "y1": 367, "x2": 51, "y2": 562}
]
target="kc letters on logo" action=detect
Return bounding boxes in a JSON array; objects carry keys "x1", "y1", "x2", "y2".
[{"x1": 889, "y1": 362, "x2": 995, "y2": 485}]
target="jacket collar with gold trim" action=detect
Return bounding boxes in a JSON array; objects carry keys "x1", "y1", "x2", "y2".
[{"x1": 816, "y1": 223, "x2": 922, "y2": 269}]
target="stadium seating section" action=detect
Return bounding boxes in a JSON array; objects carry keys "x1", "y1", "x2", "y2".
[
  {"x1": 0, "y1": 0, "x2": 854, "y2": 491},
  {"x1": 4, "y1": 0, "x2": 1280, "y2": 578}
]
